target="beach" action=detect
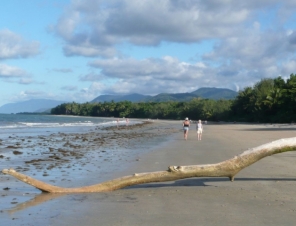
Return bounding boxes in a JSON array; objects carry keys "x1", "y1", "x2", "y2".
[{"x1": 1, "y1": 120, "x2": 296, "y2": 226}]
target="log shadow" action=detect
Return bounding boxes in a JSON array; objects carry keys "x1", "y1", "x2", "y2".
[
  {"x1": 125, "y1": 177, "x2": 296, "y2": 189},
  {"x1": 3, "y1": 177, "x2": 296, "y2": 213}
]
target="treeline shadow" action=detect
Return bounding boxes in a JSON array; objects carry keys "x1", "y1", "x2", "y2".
[{"x1": 239, "y1": 128, "x2": 296, "y2": 131}]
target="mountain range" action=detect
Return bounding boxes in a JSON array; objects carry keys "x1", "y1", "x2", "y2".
[
  {"x1": 0, "y1": 87, "x2": 237, "y2": 114},
  {"x1": 91, "y1": 87, "x2": 237, "y2": 103},
  {"x1": 0, "y1": 99, "x2": 66, "y2": 114}
]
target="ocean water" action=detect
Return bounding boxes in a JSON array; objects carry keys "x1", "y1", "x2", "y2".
[
  {"x1": 0, "y1": 114, "x2": 135, "y2": 136},
  {"x1": 0, "y1": 114, "x2": 146, "y2": 211},
  {"x1": 0, "y1": 114, "x2": 178, "y2": 213},
  {"x1": 0, "y1": 114, "x2": 146, "y2": 187},
  {"x1": 0, "y1": 114, "x2": 129, "y2": 129}
]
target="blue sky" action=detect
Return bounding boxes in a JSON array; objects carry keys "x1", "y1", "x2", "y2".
[{"x1": 1, "y1": 0, "x2": 296, "y2": 106}]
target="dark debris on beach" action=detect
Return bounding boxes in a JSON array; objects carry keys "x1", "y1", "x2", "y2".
[{"x1": 0, "y1": 121, "x2": 179, "y2": 175}]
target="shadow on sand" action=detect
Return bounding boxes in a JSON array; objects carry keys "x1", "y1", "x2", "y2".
[
  {"x1": 239, "y1": 127, "x2": 296, "y2": 132},
  {"x1": 4, "y1": 177, "x2": 296, "y2": 213}
]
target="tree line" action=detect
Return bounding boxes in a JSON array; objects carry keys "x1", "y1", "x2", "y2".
[{"x1": 51, "y1": 74, "x2": 296, "y2": 123}]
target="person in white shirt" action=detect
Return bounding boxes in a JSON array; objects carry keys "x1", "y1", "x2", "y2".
[{"x1": 196, "y1": 120, "x2": 203, "y2": 140}]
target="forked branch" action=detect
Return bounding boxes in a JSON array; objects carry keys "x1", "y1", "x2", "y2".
[{"x1": 2, "y1": 137, "x2": 296, "y2": 193}]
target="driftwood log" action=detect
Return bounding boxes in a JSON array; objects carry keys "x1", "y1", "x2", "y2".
[{"x1": 2, "y1": 137, "x2": 296, "y2": 193}]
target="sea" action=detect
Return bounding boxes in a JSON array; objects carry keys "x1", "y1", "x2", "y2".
[
  {"x1": 0, "y1": 114, "x2": 147, "y2": 192},
  {"x1": 0, "y1": 114, "x2": 148, "y2": 214},
  {"x1": 0, "y1": 114, "x2": 178, "y2": 216},
  {"x1": 0, "y1": 114, "x2": 165, "y2": 183},
  {"x1": 0, "y1": 114, "x2": 135, "y2": 136}
]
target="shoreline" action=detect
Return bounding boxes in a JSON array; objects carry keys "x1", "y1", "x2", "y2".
[
  {"x1": 0, "y1": 120, "x2": 180, "y2": 210},
  {"x1": 1, "y1": 121, "x2": 296, "y2": 225}
]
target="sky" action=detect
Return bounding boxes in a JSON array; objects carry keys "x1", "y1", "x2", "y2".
[{"x1": 1, "y1": 0, "x2": 296, "y2": 106}]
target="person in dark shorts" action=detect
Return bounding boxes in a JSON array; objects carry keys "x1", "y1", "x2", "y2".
[{"x1": 183, "y1": 117, "x2": 190, "y2": 140}]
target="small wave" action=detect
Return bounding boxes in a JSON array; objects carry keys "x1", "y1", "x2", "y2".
[{"x1": 0, "y1": 121, "x2": 111, "y2": 129}]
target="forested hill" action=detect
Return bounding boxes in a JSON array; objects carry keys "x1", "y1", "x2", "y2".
[
  {"x1": 91, "y1": 87, "x2": 237, "y2": 103},
  {"x1": 51, "y1": 74, "x2": 296, "y2": 123},
  {"x1": 191, "y1": 87, "x2": 237, "y2": 100},
  {"x1": 91, "y1": 93, "x2": 150, "y2": 103}
]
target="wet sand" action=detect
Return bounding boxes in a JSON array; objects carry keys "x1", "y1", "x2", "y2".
[{"x1": 1, "y1": 121, "x2": 296, "y2": 226}]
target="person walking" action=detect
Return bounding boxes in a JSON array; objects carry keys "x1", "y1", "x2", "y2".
[
  {"x1": 196, "y1": 120, "x2": 203, "y2": 140},
  {"x1": 183, "y1": 117, "x2": 190, "y2": 140}
]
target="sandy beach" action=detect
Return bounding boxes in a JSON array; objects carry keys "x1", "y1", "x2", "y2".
[{"x1": 1, "y1": 120, "x2": 296, "y2": 226}]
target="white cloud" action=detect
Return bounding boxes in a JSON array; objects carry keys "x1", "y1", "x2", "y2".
[
  {"x1": 61, "y1": 85, "x2": 78, "y2": 91},
  {"x1": 52, "y1": 0, "x2": 258, "y2": 57},
  {"x1": 5, "y1": 0, "x2": 296, "y2": 105},
  {"x1": 85, "y1": 56, "x2": 241, "y2": 95},
  {"x1": 202, "y1": 26, "x2": 296, "y2": 84},
  {"x1": 89, "y1": 56, "x2": 205, "y2": 81},
  {"x1": 18, "y1": 78, "x2": 34, "y2": 84},
  {"x1": 45, "y1": 0, "x2": 296, "y2": 102},
  {"x1": 0, "y1": 63, "x2": 27, "y2": 78},
  {"x1": 0, "y1": 64, "x2": 40, "y2": 85},
  {"x1": 80, "y1": 72, "x2": 106, "y2": 81},
  {"x1": 49, "y1": 0, "x2": 296, "y2": 94},
  {"x1": 0, "y1": 29, "x2": 40, "y2": 59},
  {"x1": 12, "y1": 90, "x2": 48, "y2": 102},
  {"x1": 10, "y1": 89, "x2": 68, "y2": 104},
  {"x1": 52, "y1": 68, "x2": 73, "y2": 73},
  {"x1": 281, "y1": 59, "x2": 296, "y2": 76},
  {"x1": 63, "y1": 44, "x2": 117, "y2": 57},
  {"x1": 72, "y1": 82, "x2": 109, "y2": 102}
]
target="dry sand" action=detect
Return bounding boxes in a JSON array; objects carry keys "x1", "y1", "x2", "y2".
[{"x1": 1, "y1": 121, "x2": 296, "y2": 226}]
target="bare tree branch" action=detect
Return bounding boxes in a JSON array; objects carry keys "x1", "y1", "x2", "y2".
[{"x1": 2, "y1": 137, "x2": 296, "y2": 193}]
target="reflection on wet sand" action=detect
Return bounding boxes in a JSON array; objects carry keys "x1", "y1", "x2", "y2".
[{"x1": 5, "y1": 193, "x2": 65, "y2": 214}]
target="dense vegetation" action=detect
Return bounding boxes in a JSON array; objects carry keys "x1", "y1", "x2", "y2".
[
  {"x1": 51, "y1": 98, "x2": 232, "y2": 121},
  {"x1": 231, "y1": 74, "x2": 296, "y2": 123},
  {"x1": 51, "y1": 74, "x2": 296, "y2": 123}
]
